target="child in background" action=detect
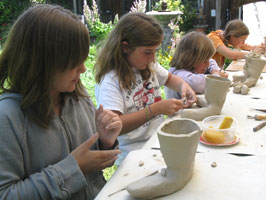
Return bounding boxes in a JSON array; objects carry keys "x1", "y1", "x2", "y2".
[
  {"x1": 95, "y1": 12, "x2": 197, "y2": 165},
  {"x1": 207, "y1": 19, "x2": 264, "y2": 68},
  {"x1": 166, "y1": 31, "x2": 228, "y2": 99},
  {"x1": 0, "y1": 4, "x2": 122, "y2": 200}
]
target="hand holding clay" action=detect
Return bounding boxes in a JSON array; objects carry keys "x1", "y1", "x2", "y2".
[
  {"x1": 153, "y1": 99, "x2": 183, "y2": 116},
  {"x1": 219, "y1": 70, "x2": 228, "y2": 78},
  {"x1": 211, "y1": 69, "x2": 228, "y2": 78},
  {"x1": 180, "y1": 82, "x2": 197, "y2": 108}
]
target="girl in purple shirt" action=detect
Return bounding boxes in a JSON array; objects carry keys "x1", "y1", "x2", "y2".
[{"x1": 166, "y1": 31, "x2": 228, "y2": 99}]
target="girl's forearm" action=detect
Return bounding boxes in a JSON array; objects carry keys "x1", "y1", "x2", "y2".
[
  {"x1": 117, "y1": 105, "x2": 157, "y2": 135},
  {"x1": 165, "y1": 74, "x2": 184, "y2": 93}
]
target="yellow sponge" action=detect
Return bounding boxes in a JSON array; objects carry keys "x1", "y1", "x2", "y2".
[
  {"x1": 219, "y1": 116, "x2": 233, "y2": 129},
  {"x1": 203, "y1": 130, "x2": 225, "y2": 144}
]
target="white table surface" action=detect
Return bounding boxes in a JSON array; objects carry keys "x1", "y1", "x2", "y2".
[
  {"x1": 148, "y1": 72, "x2": 266, "y2": 156},
  {"x1": 95, "y1": 72, "x2": 266, "y2": 200},
  {"x1": 95, "y1": 150, "x2": 266, "y2": 200}
]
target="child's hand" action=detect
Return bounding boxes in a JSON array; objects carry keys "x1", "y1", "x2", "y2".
[
  {"x1": 180, "y1": 82, "x2": 197, "y2": 108},
  {"x1": 155, "y1": 99, "x2": 183, "y2": 115},
  {"x1": 253, "y1": 44, "x2": 266, "y2": 54},
  {"x1": 71, "y1": 133, "x2": 121, "y2": 174},
  {"x1": 96, "y1": 104, "x2": 122, "y2": 149},
  {"x1": 219, "y1": 70, "x2": 228, "y2": 78},
  {"x1": 211, "y1": 69, "x2": 228, "y2": 78}
]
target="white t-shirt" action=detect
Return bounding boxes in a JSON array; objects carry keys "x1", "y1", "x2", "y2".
[{"x1": 95, "y1": 62, "x2": 168, "y2": 165}]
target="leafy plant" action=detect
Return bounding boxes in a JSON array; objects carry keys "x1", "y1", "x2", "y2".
[
  {"x1": 130, "y1": 0, "x2": 147, "y2": 13},
  {"x1": 153, "y1": 0, "x2": 182, "y2": 11},
  {"x1": 81, "y1": 44, "x2": 97, "y2": 105},
  {"x1": 0, "y1": 0, "x2": 32, "y2": 48},
  {"x1": 156, "y1": 49, "x2": 172, "y2": 70},
  {"x1": 103, "y1": 165, "x2": 117, "y2": 181},
  {"x1": 152, "y1": 0, "x2": 197, "y2": 34},
  {"x1": 178, "y1": 0, "x2": 198, "y2": 34},
  {"x1": 156, "y1": 49, "x2": 173, "y2": 99},
  {"x1": 83, "y1": 0, "x2": 118, "y2": 43}
]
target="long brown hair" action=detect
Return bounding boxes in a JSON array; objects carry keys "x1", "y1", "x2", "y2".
[
  {"x1": 0, "y1": 4, "x2": 90, "y2": 128},
  {"x1": 223, "y1": 19, "x2": 249, "y2": 45},
  {"x1": 170, "y1": 31, "x2": 215, "y2": 70},
  {"x1": 94, "y1": 12, "x2": 163, "y2": 90}
]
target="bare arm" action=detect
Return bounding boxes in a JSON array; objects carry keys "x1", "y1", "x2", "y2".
[
  {"x1": 164, "y1": 74, "x2": 197, "y2": 107},
  {"x1": 239, "y1": 43, "x2": 254, "y2": 51},
  {"x1": 113, "y1": 98, "x2": 184, "y2": 135},
  {"x1": 217, "y1": 44, "x2": 247, "y2": 60}
]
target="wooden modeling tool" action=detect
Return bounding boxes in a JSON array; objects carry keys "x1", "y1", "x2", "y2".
[
  {"x1": 107, "y1": 170, "x2": 159, "y2": 197},
  {"x1": 253, "y1": 121, "x2": 266, "y2": 132}
]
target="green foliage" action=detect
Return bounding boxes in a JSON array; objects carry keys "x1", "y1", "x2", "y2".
[
  {"x1": 156, "y1": 49, "x2": 172, "y2": 70},
  {"x1": 156, "y1": 49, "x2": 173, "y2": 99},
  {"x1": 103, "y1": 165, "x2": 117, "y2": 181},
  {"x1": 223, "y1": 58, "x2": 232, "y2": 70},
  {"x1": 178, "y1": 0, "x2": 198, "y2": 34},
  {"x1": 81, "y1": 44, "x2": 97, "y2": 106},
  {"x1": 88, "y1": 19, "x2": 115, "y2": 43},
  {"x1": 152, "y1": 0, "x2": 197, "y2": 34},
  {"x1": 83, "y1": 0, "x2": 118, "y2": 44},
  {"x1": 0, "y1": 0, "x2": 32, "y2": 47},
  {"x1": 153, "y1": 0, "x2": 182, "y2": 11}
]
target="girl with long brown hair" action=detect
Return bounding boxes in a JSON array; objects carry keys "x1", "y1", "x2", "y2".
[{"x1": 0, "y1": 4, "x2": 121, "y2": 199}]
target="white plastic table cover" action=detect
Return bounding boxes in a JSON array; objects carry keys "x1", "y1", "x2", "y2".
[
  {"x1": 147, "y1": 72, "x2": 266, "y2": 156},
  {"x1": 95, "y1": 150, "x2": 266, "y2": 200}
]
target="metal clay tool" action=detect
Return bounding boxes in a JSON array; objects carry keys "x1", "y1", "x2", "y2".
[{"x1": 250, "y1": 108, "x2": 266, "y2": 113}]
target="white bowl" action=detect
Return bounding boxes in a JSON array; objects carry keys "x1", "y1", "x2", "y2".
[{"x1": 202, "y1": 115, "x2": 238, "y2": 144}]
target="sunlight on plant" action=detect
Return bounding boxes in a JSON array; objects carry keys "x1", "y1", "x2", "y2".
[
  {"x1": 130, "y1": 0, "x2": 146, "y2": 13},
  {"x1": 103, "y1": 165, "x2": 117, "y2": 181},
  {"x1": 81, "y1": 44, "x2": 97, "y2": 106},
  {"x1": 153, "y1": 0, "x2": 182, "y2": 11},
  {"x1": 168, "y1": 19, "x2": 181, "y2": 55},
  {"x1": 156, "y1": 49, "x2": 173, "y2": 100},
  {"x1": 157, "y1": 49, "x2": 172, "y2": 70},
  {"x1": 83, "y1": 0, "x2": 117, "y2": 43},
  {"x1": 152, "y1": 0, "x2": 197, "y2": 34}
]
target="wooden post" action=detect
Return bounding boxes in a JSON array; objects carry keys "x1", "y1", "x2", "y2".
[
  {"x1": 73, "y1": 0, "x2": 77, "y2": 14},
  {"x1": 215, "y1": 0, "x2": 221, "y2": 29},
  {"x1": 148, "y1": 0, "x2": 152, "y2": 11}
]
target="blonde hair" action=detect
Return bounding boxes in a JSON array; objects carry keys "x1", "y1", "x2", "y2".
[
  {"x1": 94, "y1": 12, "x2": 163, "y2": 90},
  {"x1": 0, "y1": 4, "x2": 90, "y2": 128},
  {"x1": 223, "y1": 19, "x2": 249, "y2": 43},
  {"x1": 170, "y1": 31, "x2": 215, "y2": 70}
]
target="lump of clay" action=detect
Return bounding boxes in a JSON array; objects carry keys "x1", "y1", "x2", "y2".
[
  {"x1": 233, "y1": 81, "x2": 242, "y2": 93},
  {"x1": 240, "y1": 84, "x2": 250, "y2": 95},
  {"x1": 232, "y1": 81, "x2": 250, "y2": 95}
]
